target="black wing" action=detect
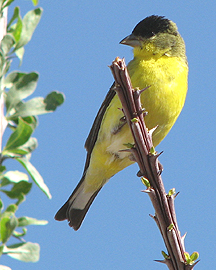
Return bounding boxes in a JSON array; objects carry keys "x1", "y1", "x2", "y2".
[
  {"x1": 54, "y1": 83, "x2": 116, "y2": 226},
  {"x1": 83, "y1": 83, "x2": 116, "y2": 172}
]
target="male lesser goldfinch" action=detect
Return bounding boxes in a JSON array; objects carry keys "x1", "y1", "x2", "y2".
[{"x1": 55, "y1": 15, "x2": 188, "y2": 230}]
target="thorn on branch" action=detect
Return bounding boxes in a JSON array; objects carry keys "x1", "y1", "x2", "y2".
[
  {"x1": 137, "y1": 170, "x2": 144, "y2": 177},
  {"x1": 133, "y1": 86, "x2": 151, "y2": 100},
  {"x1": 149, "y1": 213, "x2": 156, "y2": 219},
  {"x1": 174, "y1": 192, "x2": 180, "y2": 199},
  {"x1": 148, "y1": 125, "x2": 158, "y2": 137}
]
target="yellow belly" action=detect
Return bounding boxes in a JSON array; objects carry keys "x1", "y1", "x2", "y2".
[
  {"x1": 84, "y1": 55, "x2": 188, "y2": 192},
  {"x1": 129, "y1": 55, "x2": 188, "y2": 146}
]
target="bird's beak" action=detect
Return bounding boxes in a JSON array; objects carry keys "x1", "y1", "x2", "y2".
[{"x1": 119, "y1": 33, "x2": 142, "y2": 47}]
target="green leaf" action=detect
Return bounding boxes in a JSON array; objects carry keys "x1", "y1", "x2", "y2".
[
  {"x1": 5, "y1": 72, "x2": 39, "y2": 114},
  {"x1": 14, "y1": 137, "x2": 38, "y2": 156},
  {"x1": 18, "y1": 216, "x2": 48, "y2": 226},
  {"x1": 161, "y1": 250, "x2": 169, "y2": 259},
  {"x1": 12, "y1": 97, "x2": 51, "y2": 117},
  {"x1": 1, "y1": 216, "x2": 12, "y2": 243},
  {"x1": 15, "y1": 46, "x2": 24, "y2": 65},
  {"x1": 0, "y1": 166, "x2": 6, "y2": 173},
  {"x1": 2, "y1": 0, "x2": 15, "y2": 9},
  {"x1": 10, "y1": 15, "x2": 23, "y2": 43},
  {"x1": 7, "y1": 115, "x2": 38, "y2": 131},
  {"x1": 0, "y1": 245, "x2": 4, "y2": 257},
  {"x1": 44, "y1": 91, "x2": 65, "y2": 111},
  {"x1": 1, "y1": 150, "x2": 26, "y2": 158},
  {"x1": 131, "y1": 117, "x2": 138, "y2": 123},
  {"x1": 184, "y1": 252, "x2": 196, "y2": 265},
  {"x1": 3, "y1": 170, "x2": 29, "y2": 183},
  {"x1": 21, "y1": 115, "x2": 38, "y2": 128},
  {"x1": 5, "y1": 204, "x2": 18, "y2": 213},
  {"x1": 0, "y1": 51, "x2": 4, "y2": 70},
  {"x1": 1, "y1": 181, "x2": 32, "y2": 199},
  {"x1": 0, "y1": 34, "x2": 15, "y2": 55},
  {"x1": 2, "y1": 137, "x2": 38, "y2": 157},
  {"x1": 4, "y1": 71, "x2": 25, "y2": 88},
  {"x1": 141, "y1": 176, "x2": 150, "y2": 188},
  {"x1": 15, "y1": 8, "x2": 43, "y2": 50},
  {"x1": 13, "y1": 227, "x2": 27, "y2": 238},
  {"x1": 168, "y1": 188, "x2": 176, "y2": 196},
  {"x1": 3, "y1": 242, "x2": 40, "y2": 262},
  {"x1": 0, "y1": 51, "x2": 4, "y2": 73},
  {"x1": 0, "y1": 213, "x2": 18, "y2": 243},
  {"x1": 168, "y1": 223, "x2": 174, "y2": 231},
  {"x1": 16, "y1": 193, "x2": 25, "y2": 206},
  {"x1": 123, "y1": 143, "x2": 135, "y2": 149},
  {"x1": 7, "y1": 6, "x2": 20, "y2": 30},
  {"x1": 190, "y1": 252, "x2": 199, "y2": 262},
  {"x1": 0, "y1": 199, "x2": 3, "y2": 211},
  {"x1": 16, "y1": 157, "x2": 51, "y2": 199},
  {"x1": 12, "y1": 91, "x2": 64, "y2": 117},
  {"x1": 0, "y1": 56, "x2": 11, "y2": 77},
  {"x1": 149, "y1": 146, "x2": 156, "y2": 155},
  {"x1": 32, "y1": 0, "x2": 39, "y2": 6},
  {"x1": 3, "y1": 118, "x2": 33, "y2": 154}
]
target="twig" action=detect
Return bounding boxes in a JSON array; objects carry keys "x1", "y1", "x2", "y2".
[{"x1": 109, "y1": 57, "x2": 196, "y2": 270}]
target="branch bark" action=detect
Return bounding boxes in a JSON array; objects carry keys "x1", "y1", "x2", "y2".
[{"x1": 109, "y1": 57, "x2": 197, "y2": 270}]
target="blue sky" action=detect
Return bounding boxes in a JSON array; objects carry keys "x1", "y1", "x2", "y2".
[{"x1": 1, "y1": 0, "x2": 216, "y2": 269}]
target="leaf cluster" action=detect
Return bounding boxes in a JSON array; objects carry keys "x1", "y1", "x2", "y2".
[
  {"x1": 0, "y1": 176, "x2": 47, "y2": 262},
  {"x1": 0, "y1": 0, "x2": 64, "y2": 265}
]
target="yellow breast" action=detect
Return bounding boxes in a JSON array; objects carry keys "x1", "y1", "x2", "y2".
[
  {"x1": 84, "y1": 54, "x2": 188, "y2": 191},
  {"x1": 128, "y1": 55, "x2": 188, "y2": 146}
]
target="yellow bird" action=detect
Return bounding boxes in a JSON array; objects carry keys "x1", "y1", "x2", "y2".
[{"x1": 55, "y1": 15, "x2": 188, "y2": 230}]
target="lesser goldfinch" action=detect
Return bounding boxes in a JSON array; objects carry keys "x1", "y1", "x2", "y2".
[{"x1": 55, "y1": 15, "x2": 188, "y2": 230}]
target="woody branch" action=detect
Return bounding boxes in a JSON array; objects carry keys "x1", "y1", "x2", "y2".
[{"x1": 110, "y1": 57, "x2": 197, "y2": 270}]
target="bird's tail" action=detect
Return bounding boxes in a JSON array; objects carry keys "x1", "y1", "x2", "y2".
[{"x1": 55, "y1": 176, "x2": 101, "y2": 230}]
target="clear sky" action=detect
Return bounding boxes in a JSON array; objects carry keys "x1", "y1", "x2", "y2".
[{"x1": 1, "y1": 0, "x2": 216, "y2": 269}]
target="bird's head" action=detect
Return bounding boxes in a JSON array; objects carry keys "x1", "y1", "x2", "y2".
[{"x1": 120, "y1": 15, "x2": 186, "y2": 60}]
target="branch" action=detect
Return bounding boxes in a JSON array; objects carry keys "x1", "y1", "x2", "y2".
[{"x1": 109, "y1": 57, "x2": 197, "y2": 270}]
